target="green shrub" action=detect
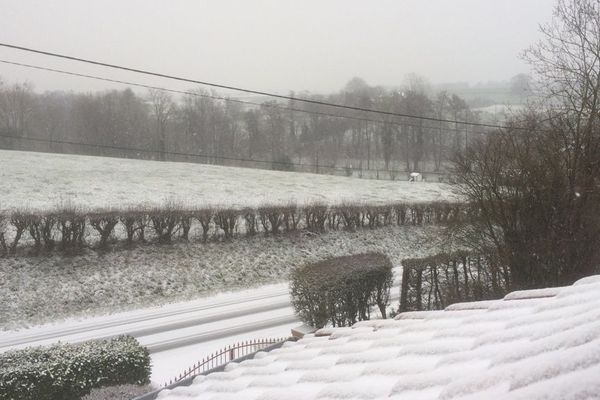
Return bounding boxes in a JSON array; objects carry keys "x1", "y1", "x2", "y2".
[
  {"x1": 290, "y1": 253, "x2": 394, "y2": 328},
  {"x1": 0, "y1": 335, "x2": 151, "y2": 400}
]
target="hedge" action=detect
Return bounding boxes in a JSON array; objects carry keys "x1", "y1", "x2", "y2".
[
  {"x1": 399, "y1": 251, "x2": 510, "y2": 312},
  {"x1": 0, "y1": 200, "x2": 469, "y2": 256},
  {"x1": 289, "y1": 253, "x2": 394, "y2": 328},
  {"x1": 0, "y1": 335, "x2": 151, "y2": 400}
]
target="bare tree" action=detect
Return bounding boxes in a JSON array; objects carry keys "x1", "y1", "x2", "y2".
[
  {"x1": 510, "y1": 73, "x2": 533, "y2": 103},
  {"x1": 432, "y1": 91, "x2": 450, "y2": 171},
  {"x1": 0, "y1": 81, "x2": 35, "y2": 148},
  {"x1": 148, "y1": 89, "x2": 175, "y2": 161},
  {"x1": 453, "y1": 0, "x2": 600, "y2": 289}
]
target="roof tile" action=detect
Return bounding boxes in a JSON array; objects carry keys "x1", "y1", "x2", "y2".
[{"x1": 156, "y1": 275, "x2": 600, "y2": 400}]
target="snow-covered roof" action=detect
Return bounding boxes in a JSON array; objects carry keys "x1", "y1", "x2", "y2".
[{"x1": 155, "y1": 275, "x2": 600, "y2": 400}]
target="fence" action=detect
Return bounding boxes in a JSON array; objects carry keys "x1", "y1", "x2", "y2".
[{"x1": 163, "y1": 337, "x2": 287, "y2": 387}]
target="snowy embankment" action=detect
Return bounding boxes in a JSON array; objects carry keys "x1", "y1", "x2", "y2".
[
  {"x1": 0, "y1": 225, "x2": 445, "y2": 329},
  {"x1": 0, "y1": 149, "x2": 458, "y2": 212},
  {"x1": 0, "y1": 277, "x2": 401, "y2": 385},
  {"x1": 0, "y1": 282, "x2": 298, "y2": 385}
]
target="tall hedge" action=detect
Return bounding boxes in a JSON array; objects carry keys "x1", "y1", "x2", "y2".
[
  {"x1": 399, "y1": 251, "x2": 509, "y2": 312},
  {"x1": 290, "y1": 253, "x2": 394, "y2": 328},
  {"x1": 0, "y1": 335, "x2": 151, "y2": 400}
]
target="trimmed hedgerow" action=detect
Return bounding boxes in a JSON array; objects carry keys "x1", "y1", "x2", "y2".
[
  {"x1": 56, "y1": 206, "x2": 86, "y2": 252},
  {"x1": 0, "y1": 335, "x2": 151, "y2": 400},
  {"x1": 120, "y1": 210, "x2": 148, "y2": 245},
  {"x1": 0, "y1": 200, "x2": 469, "y2": 256},
  {"x1": 290, "y1": 253, "x2": 394, "y2": 329},
  {"x1": 304, "y1": 203, "x2": 328, "y2": 233},
  {"x1": 148, "y1": 205, "x2": 182, "y2": 244},
  {"x1": 214, "y1": 208, "x2": 239, "y2": 239},
  {"x1": 0, "y1": 211, "x2": 8, "y2": 256},
  {"x1": 89, "y1": 211, "x2": 119, "y2": 249},
  {"x1": 193, "y1": 208, "x2": 214, "y2": 242},
  {"x1": 258, "y1": 206, "x2": 285, "y2": 234}
]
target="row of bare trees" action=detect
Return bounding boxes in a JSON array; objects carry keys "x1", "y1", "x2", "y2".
[
  {"x1": 0, "y1": 76, "x2": 477, "y2": 176},
  {"x1": 0, "y1": 201, "x2": 468, "y2": 256}
]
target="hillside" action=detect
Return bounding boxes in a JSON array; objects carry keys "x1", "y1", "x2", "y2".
[
  {"x1": 0, "y1": 225, "x2": 446, "y2": 329},
  {"x1": 0, "y1": 150, "x2": 458, "y2": 212}
]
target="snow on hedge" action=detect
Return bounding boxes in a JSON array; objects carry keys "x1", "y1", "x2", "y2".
[
  {"x1": 0, "y1": 150, "x2": 459, "y2": 212},
  {"x1": 0, "y1": 335, "x2": 150, "y2": 400}
]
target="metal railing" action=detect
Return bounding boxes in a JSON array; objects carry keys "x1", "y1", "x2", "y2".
[{"x1": 163, "y1": 337, "x2": 287, "y2": 387}]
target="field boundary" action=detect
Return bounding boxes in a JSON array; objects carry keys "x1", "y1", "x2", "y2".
[{"x1": 0, "y1": 200, "x2": 468, "y2": 256}]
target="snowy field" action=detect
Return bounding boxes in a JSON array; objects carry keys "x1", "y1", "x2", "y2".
[
  {"x1": 0, "y1": 150, "x2": 459, "y2": 212},
  {"x1": 0, "y1": 225, "x2": 446, "y2": 330}
]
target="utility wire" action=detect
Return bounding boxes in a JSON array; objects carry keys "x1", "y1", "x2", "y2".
[
  {"x1": 0, "y1": 42, "x2": 521, "y2": 131},
  {"x1": 0, "y1": 58, "x2": 498, "y2": 137},
  {"x1": 0, "y1": 132, "x2": 438, "y2": 176}
]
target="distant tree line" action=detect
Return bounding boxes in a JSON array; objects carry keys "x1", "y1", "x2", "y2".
[{"x1": 0, "y1": 75, "x2": 479, "y2": 177}]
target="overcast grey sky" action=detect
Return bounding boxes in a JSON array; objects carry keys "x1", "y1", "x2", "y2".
[{"x1": 0, "y1": 0, "x2": 556, "y2": 95}]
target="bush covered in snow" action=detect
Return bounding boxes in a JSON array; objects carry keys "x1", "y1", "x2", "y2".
[
  {"x1": 290, "y1": 253, "x2": 394, "y2": 328},
  {"x1": 0, "y1": 335, "x2": 151, "y2": 400}
]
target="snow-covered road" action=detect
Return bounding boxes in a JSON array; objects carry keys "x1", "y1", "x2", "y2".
[
  {"x1": 0, "y1": 277, "x2": 400, "y2": 384},
  {"x1": 0, "y1": 283, "x2": 294, "y2": 352},
  {"x1": 0, "y1": 284, "x2": 293, "y2": 351},
  {"x1": 0, "y1": 283, "x2": 301, "y2": 383}
]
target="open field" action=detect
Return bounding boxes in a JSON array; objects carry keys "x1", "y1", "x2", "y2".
[
  {"x1": 0, "y1": 150, "x2": 454, "y2": 331},
  {"x1": 0, "y1": 150, "x2": 459, "y2": 212},
  {"x1": 0, "y1": 225, "x2": 447, "y2": 330}
]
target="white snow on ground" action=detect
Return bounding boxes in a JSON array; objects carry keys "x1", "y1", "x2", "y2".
[
  {"x1": 0, "y1": 282, "x2": 301, "y2": 385},
  {"x1": 0, "y1": 149, "x2": 456, "y2": 388},
  {"x1": 0, "y1": 283, "x2": 291, "y2": 351},
  {"x1": 1, "y1": 225, "x2": 443, "y2": 329},
  {"x1": 0, "y1": 274, "x2": 401, "y2": 386},
  {"x1": 0, "y1": 149, "x2": 459, "y2": 212}
]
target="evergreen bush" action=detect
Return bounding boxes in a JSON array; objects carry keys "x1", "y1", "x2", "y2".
[{"x1": 0, "y1": 335, "x2": 151, "y2": 400}]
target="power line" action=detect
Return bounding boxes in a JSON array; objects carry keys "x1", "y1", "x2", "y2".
[
  {"x1": 0, "y1": 42, "x2": 518, "y2": 131},
  {"x1": 0, "y1": 132, "x2": 434, "y2": 176},
  {"x1": 0, "y1": 58, "x2": 498, "y2": 137}
]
